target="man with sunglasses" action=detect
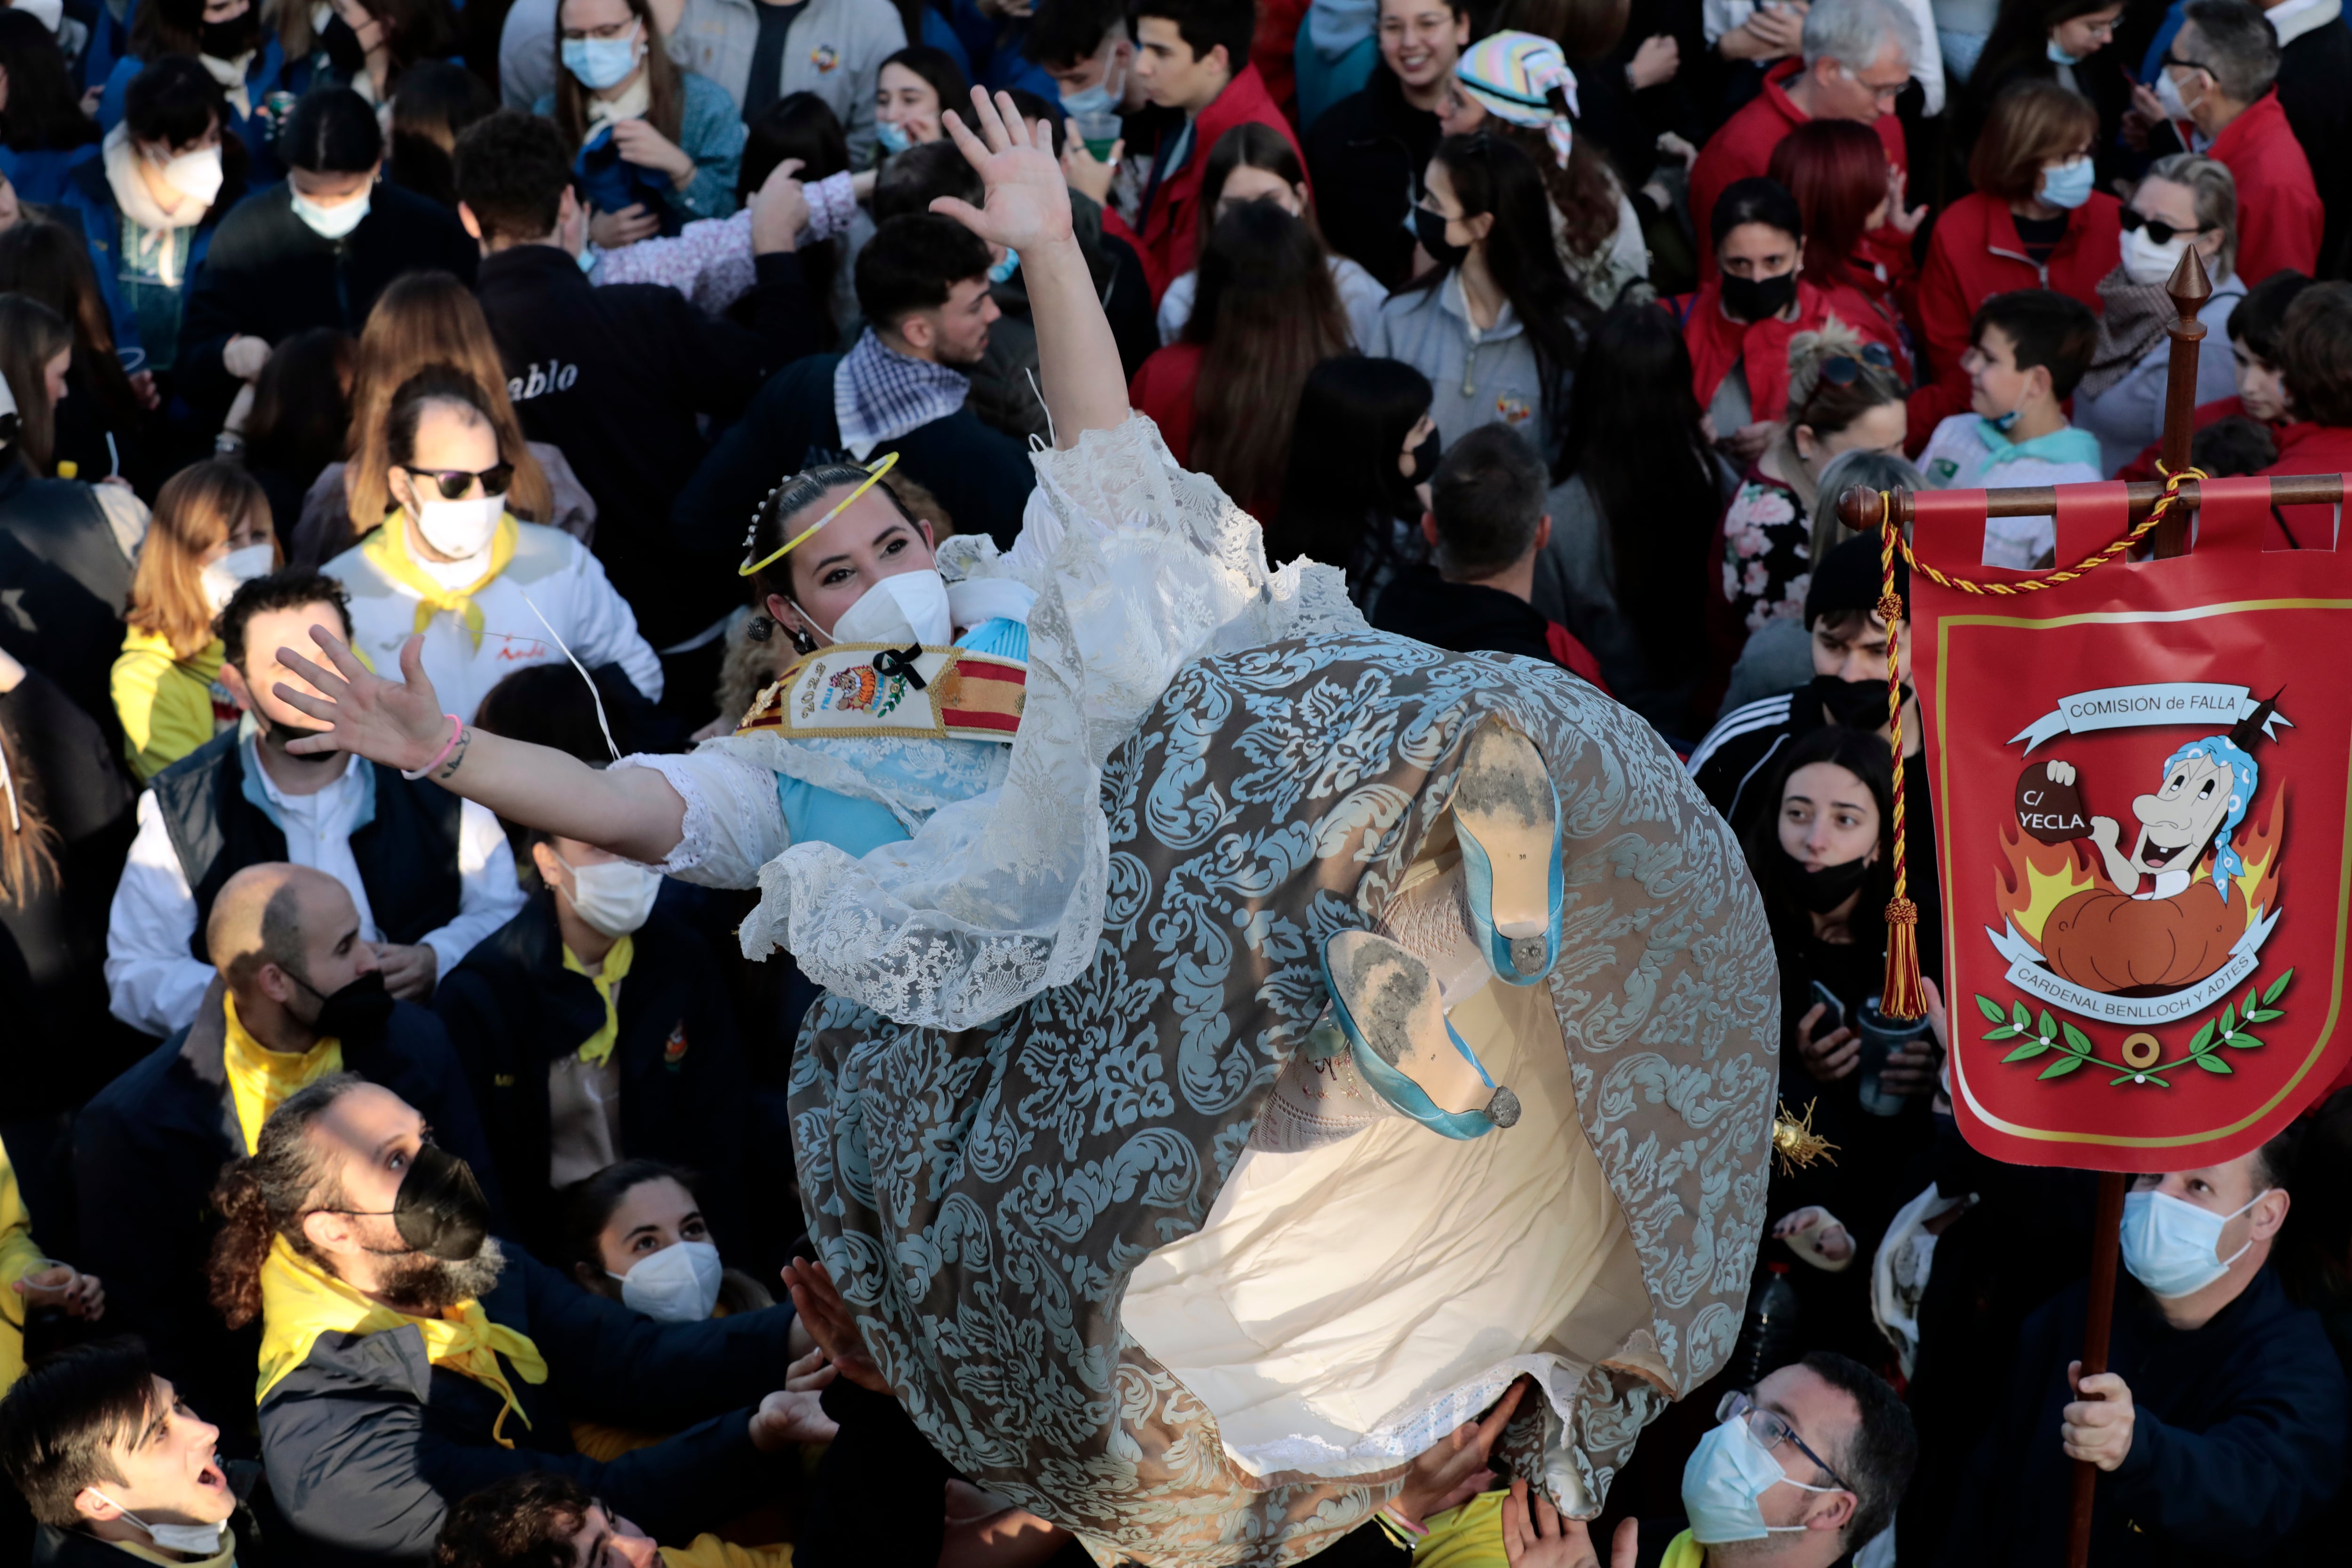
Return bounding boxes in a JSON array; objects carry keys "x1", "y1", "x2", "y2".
[
  {"x1": 2129, "y1": 0, "x2": 2321, "y2": 284},
  {"x1": 1689, "y1": 0, "x2": 1917, "y2": 272}
]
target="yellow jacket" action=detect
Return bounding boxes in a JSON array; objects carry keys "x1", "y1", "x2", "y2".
[
  {"x1": 112, "y1": 629, "x2": 233, "y2": 782},
  {"x1": 660, "y1": 1537, "x2": 790, "y2": 1568},
  {"x1": 1, "y1": 1133, "x2": 50, "y2": 1393}
]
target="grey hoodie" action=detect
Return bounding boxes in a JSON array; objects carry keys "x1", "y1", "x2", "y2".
[
  {"x1": 1363, "y1": 269, "x2": 1561, "y2": 459},
  {"x1": 669, "y1": 0, "x2": 907, "y2": 165}
]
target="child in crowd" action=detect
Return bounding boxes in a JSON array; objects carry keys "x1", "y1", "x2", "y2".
[{"x1": 1916, "y1": 289, "x2": 2102, "y2": 569}]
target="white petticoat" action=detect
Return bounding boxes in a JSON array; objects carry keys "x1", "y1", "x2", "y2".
[{"x1": 619, "y1": 414, "x2": 1367, "y2": 1032}]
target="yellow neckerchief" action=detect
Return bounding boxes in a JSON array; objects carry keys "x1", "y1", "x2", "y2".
[
  {"x1": 256, "y1": 1235, "x2": 548, "y2": 1446},
  {"x1": 1659, "y1": 1528, "x2": 1705, "y2": 1568},
  {"x1": 222, "y1": 994, "x2": 342, "y2": 1155},
  {"x1": 359, "y1": 511, "x2": 518, "y2": 651},
  {"x1": 560, "y1": 934, "x2": 635, "y2": 1067},
  {"x1": 1412, "y1": 1489, "x2": 1508, "y2": 1565}
]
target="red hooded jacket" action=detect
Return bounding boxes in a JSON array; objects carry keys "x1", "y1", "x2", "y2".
[
  {"x1": 1102, "y1": 64, "x2": 1306, "y2": 302},
  {"x1": 2256, "y1": 420, "x2": 2352, "y2": 549},
  {"x1": 1676, "y1": 275, "x2": 1901, "y2": 427},
  {"x1": 1688, "y1": 59, "x2": 1908, "y2": 273},
  {"x1": 1907, "y1": 190, "x2": 2123, "y2": 444},
  {"x1": 2208, "y1": 90, "x2": 2324, "y2": 285}
]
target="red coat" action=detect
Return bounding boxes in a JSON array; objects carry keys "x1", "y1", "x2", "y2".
[
  {"x1": 1251, "y1": 0, "x2": 1310, "y2": 120},
  {"x1": 1688, "y1": 59, "x2": 1908, "y2": 272},
  {"x1": 1129, "y1": 341, "x2": 1203, "y2": 462},
  {"x1": 1908, "y1": 191, "x2": 2123, "y2": 446},
  {"x1": 1102, "y1": 64, "x2": 1306, "y2": 302},
  {"x1": 2208, "y1": 90, "x2": 2324, "y2": 285},
  {"x1": 2255, "y1": 420, "x2": 2352, "y2": 549},
  {"x1": 1677, "y1": 275, "x2": 1900, "y2": 426}
]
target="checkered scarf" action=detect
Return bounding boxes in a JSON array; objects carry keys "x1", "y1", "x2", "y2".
[{"x1": 833, "y1": 328, "x2": 973, "y2": 460}]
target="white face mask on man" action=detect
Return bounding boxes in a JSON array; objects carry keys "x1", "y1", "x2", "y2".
[
  {"x1": 85, "y1": 1493, "x2": 226, "y2": 1557},
  {"x1": 405, "y1": 487, "x2": 503, "y2": 561},
  {"x1": 199, "y1": 542, "x2": 275, "y2": 613}
]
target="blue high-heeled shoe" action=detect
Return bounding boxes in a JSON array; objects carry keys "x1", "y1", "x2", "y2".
[
  {"x1": 1320, "y1": 931, "x2": 1520, "y2": 1140},
  {"x1": 1451, "y1": 720, "x2": 1564, "y2": 987}
]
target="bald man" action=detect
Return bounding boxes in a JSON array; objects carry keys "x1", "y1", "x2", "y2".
[{"x1": 72, "y1": 862, "x2": 498, "y2": 1454}]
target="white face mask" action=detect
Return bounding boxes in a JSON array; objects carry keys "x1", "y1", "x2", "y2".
[
  {"x1": 290, "y1": 186, "x2": 370, "y2": 239},
  {"x1": 2120, "y1": 1186, "x2": 2270, "y2": 1298},
  {"x1": 2155, "y1": 65, "x2": 2199, "y2": 124},
  {"x1": 824, "y1": 567, "x2": 954, "y2": 646},
  {"x1": 611, "y1": 1238, "x2": 723, "y2": 1322},
  {"x1": 87, "y1": 1492, "x2": 226, "y2": 1557},
  {"x1": 557, "y1": 854, "x2": 661, "y2": 938},
  {"x1": 406, "y1": 490, "x2": 503, "y2": 561},
  {"x1": 2121, "y1": 223, "x2": 2193, "y2": 287},
  {"x1": 159, "y1": 144, "x2": 225, "y2": 207},
  {"x1": 199, "y1": 542, "x2": 275, "y2": 613}
]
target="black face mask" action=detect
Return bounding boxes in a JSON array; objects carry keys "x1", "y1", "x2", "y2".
[
  {"x1": 1776, "y1": 844, "x2": 1875, "y2": 913},
  {"x1": 319, "y1": 15, "x2": 366, "y2": 76},
  {"x1": 291, "y1": 968, "x2": 394, "y2": 1048},
  {"x1": 1413, "y1": 205, "x2": 1470, "y2": 271},
  {"x1": 1385, "y1": 426, "x2": 1442, "y2": 513},
  {"x1": 1719, "y1": 269, "x2": 1798, "y2": 324},
  {"x1": 1811, "y1": 672, "x2": 1910, "y2": 731},
  {"x1": 387, "y1": 1143, "x2": 492, "y2": 1261},
  {"x1": 202, "y1": 10, "x2": 260, "y2": 60}
]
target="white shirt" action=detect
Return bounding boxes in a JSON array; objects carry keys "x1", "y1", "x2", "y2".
[
  {"x1": 1916, "y1": 413, "x2": 2105, "y2": 570},
  {"x1": 1704, "y1": 0, "x2": 1946, "y2": 117},
  {"x1": 325, "y1": 518, "x2": 664, "y2": 724},
  {"x1": 104, "y1": 738, "x2": 525, "y2": 1037}
]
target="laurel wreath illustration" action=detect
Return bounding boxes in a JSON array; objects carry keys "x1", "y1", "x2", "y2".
[{"x1": 1975, "y1": 969, "x2": 2293, "y2": 1089}]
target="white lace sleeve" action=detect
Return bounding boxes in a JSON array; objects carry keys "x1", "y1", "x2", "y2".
[
  {"x1": 745, "y1": 412, "x2": 1374, "y2": 1030},
  {"x1": 612, "y1": 743, "x2": 788, "y2": 890}
]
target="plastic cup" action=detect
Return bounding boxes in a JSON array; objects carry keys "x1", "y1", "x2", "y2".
[{"x1": 1070, "y1": 109, "x2": 1121, "y2": 163}]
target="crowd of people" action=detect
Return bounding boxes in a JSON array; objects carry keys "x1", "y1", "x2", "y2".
[{"x1": 0, "y1": 0, "x2": 2345, "y2": 1563}]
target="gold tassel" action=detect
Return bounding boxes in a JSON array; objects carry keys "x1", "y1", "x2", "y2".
[
  {"x1": 1876, "y1": 495, "x2": 1927, "y2": 1020},
  {"x1": 1773, "y1": 1099, "x2": 1838, "y2": 1175}
]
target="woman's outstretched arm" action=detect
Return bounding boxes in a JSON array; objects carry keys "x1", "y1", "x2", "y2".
[
  {"x1": 273, "y1": 629, "x2": 690, "y2": 866},
  {"x1": 931, "y1": 89, "x2": 1129, "y2": 447}
]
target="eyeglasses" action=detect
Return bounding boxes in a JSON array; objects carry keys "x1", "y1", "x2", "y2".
[
  {"x1": 2119, "y1": 207, "x2": 2214, "y2": 247},
  {"x1": 2160, "y1": 52, "x2": 2215, "y2": 78},
  {"x1": 1716, "y1": 1390, "x2": 1850, "y2": 1490},
  {"x1": 398, "y1": 462, "x2": 515, "y2": 501},
  {"x1": 1820, "y1": 342, "x2": 1895, "y2": 386}
]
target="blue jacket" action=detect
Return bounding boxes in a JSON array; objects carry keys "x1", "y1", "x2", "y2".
[
  {"x1": 0, "y1": 142, "x2": 100, "y2": 204},
  {"x1": 534, "y1": 71, "x2": 746, "y2": 226},
  {"x1": 1939, "y1": 1266, "x2": 2348, "y2": 1566},
  {"x1": 72, "y1": 978, "x2": 502, "y2": 1457},
  {"x1": 56, "y1": 146, "x2": 238, "y2": 374},
  {"x1": 259, "y1": 1244, "x2": 800, "y2": 1568}
]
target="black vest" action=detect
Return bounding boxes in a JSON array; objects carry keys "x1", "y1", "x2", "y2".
[{"x1": 149, "y1": 728, "x2": 465, "y2": 962}]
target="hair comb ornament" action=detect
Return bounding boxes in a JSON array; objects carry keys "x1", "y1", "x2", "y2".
[{"x1": 737, "y1": 451, "x2": 902, "y2": 577}]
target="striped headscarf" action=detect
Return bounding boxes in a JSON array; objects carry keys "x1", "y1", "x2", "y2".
[{"x1": 1454, "y1": 31, "x2": 1580, "y2": 168}]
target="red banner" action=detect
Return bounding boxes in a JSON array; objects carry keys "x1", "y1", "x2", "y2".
[{"x1": 1910, "y1": 477, "x2": 2352, "y2": 1170}]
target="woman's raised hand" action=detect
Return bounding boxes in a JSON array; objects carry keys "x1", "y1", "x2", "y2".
[
  {"x1": 272, "y1": 629, "x2": 455, "y2": 772},
  {"x1": 933, "y1": 87, "x2": 1074, "y2": 256}
]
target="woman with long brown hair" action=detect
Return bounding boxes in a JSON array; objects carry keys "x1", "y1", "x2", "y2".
[
  {"x1": 0, "y1": 293, "x2": 77, "y2": 478},
  {"x1": 1128, "y1": 200, "x2": 1351, "y2": 519},
  {"x1": 111, "y1": 461, "x2": 281, "y2": 780},
  {"x1": 287, "y1": 270, "x2": 586, "y2": 565},
  {"x1": 0, "y1": 221, "x2": 157, "y2": 496},
  {"x1": 538, "y1": 0, "x2": 744, "y2": 242}
]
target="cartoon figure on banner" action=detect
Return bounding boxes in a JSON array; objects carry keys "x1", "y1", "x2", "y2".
[{"x1": 1976, "y1": 687, "x2": 2295, "y2": 1088}]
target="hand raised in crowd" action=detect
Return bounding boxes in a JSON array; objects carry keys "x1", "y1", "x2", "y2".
[
  {"x1": 590, "y1": 204, "x2": 661, "y2": 250},
  {"x1": 13, "y1": 1262, "x2": 103, "y2": 1319},
  {"x1": 2062, "y1": 1361, "x2": 2136, "y2": 1471},
  {"x1": 222, "y1": 334, "x2": 271, "y2": 382},
  {"x1": 782, "y1": 1257, "x2": 889, "y2": 1394},
  {"x1": 750, "y1": 158, "x2": 809, "y2": 256},
  {"x1": 1796, "y1": 1002, "x2": 1860, "y2": 1083},
  {"x1": 609, "y1": 117, "x2": 697, "y2": 187},
  {"x1": 1061, "y1": 125, "x2": 1123, "y2": 206},
  {"x1": 373, "y1": 941, "x2": 438, "y2": 1001},
  {"x1": 1501, "y1": 1479, "x2": 1637, "y2": 1568},
  {"x1": 1883, "y1": 166, "x2": 1927, "y2": 237},
  {"x1": 271, "y1": 628, "x2": 451, "y2": 769},
  {"x1": 934, "y1": 89, "x2": 1075, "y2": 257},
  {"x1": 1389, "y1": 1377, "x2": 1528, "y2": 1527},
  {"x1": 747, "y1": 1350, "x2": 842, "y2": 1450},
  {"x1": 1626, "y1": 34, "x2": 1679, "y2": 91}
]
